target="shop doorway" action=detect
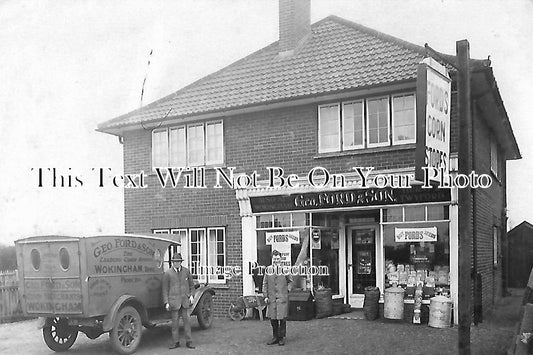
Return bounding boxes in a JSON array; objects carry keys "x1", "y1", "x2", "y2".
[{"x1": 347, "y1": 226, "x2": 377, "y2": 307}]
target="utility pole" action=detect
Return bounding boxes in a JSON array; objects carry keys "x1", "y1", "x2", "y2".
[{"x1": 457, "y1": 39, "x2": 472, "y2": 355}]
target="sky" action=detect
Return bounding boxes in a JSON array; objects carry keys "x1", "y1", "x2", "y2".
[{"x1": 1, "y1": 0, "x2": 532, "y2": 246}]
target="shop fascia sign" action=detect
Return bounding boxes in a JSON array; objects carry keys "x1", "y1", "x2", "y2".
[
  {"x1": 415, "y1": 57, "x2": 452, "y2": 184},
  {"x1": 395, "y1": 227, "x2": 437, "y2": 242}
]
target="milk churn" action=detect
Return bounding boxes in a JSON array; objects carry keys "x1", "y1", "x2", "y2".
[
  {"x1": 428, "y1": 295, "x2": 453, "y2": 328},
  {"x1": 384, "y1": 286, "x2": 405, "y2": 320}
]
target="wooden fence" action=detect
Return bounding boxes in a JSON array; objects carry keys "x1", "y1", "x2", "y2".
[{"x1": 0, "y1": 270, "x2": 25, "y2": 323}]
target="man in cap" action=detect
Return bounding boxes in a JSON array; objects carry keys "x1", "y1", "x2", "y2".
[
  {"x1": 163, "y1": 252, "x2": 196, "y2": 349},
  {"x1": 262, "y1": 249, "x2": 293, "y2": 346}
]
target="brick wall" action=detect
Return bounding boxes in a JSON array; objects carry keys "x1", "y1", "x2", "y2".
[
  {"x1": 121, "y1": 89, "x2": 507, "y2": 318},
  {"x1": 471, "y1": 102, "x2": 506, "y2": 310}
]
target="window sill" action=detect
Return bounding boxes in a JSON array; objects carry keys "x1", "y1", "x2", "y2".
[
  {"x1": 315, "y1": 143, "x2": 416, "y2": 159},
  {"x1": 208, "y1": 283, "x2": 229, "y2": 290}
]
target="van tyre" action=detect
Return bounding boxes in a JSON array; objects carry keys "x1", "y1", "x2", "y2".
[
  {"x1": 43, "y1": 317, "x2": 78, "y2": 352},
  {"x1": 196, "y1": 293, "x2": 213, "y2": 329},
  {"x1": 109, "y1": 306, "x2": 142, "y2": 355}
]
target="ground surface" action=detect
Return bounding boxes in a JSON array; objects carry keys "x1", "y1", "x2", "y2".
[{"x1": 0, "y1": 289, "x2": 522, "y2": 355}]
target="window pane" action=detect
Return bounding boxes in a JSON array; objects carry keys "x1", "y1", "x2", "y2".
[
  {"x1": 208, "y1": 229, "x2": 225, "y2": 281},
  {"x1": 152, "y1": 130, "x2": 168, "y2": 167},
  {"x1": 343, "y1": 101, "x2": 364, "y2": 149},
  {"x1": 257, "y1": 215, "x2": 273, "y2": 228},
  {"x1": 491, "y1": 141, "x2": 499, "y2": 176},
  {"x1": 384, "y1": 207, "x2": 403, "y2": 222},
  {"x1": 206, "y1": 122, "x2": 223, "y2": 164},
  {"x1": 274, "y1": 214, "x2": 290, "y2": 228},
  {"x1": 169, "y1": 127, "x2": 186, "y2": 166},
  {"x1": 319, "y1": 104, "x2": 340, "y2": 152},
  {"x1": 393, "y1": 94, "x2": 415, "y2": 143},
  {"x1": 368, "y1": 98, "x2": 389, "y2": 145},
  {"x1": 427, "y1": 205, "x2": 447, "y2": 221},
  {"x1": 404, "y1": 206, "x2": 425, "y2": 222},
  {"x1": 188, "y1": 124, "x2": 205, "y2": 166}
]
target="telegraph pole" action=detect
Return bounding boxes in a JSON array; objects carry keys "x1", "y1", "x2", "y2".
[{"x1": 457, "y1": 39, "x2": 472, "y2": 355}]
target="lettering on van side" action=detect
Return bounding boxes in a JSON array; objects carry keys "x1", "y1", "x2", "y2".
[{"x1": 94, "y1": 264, "x2": 144, "y2": 274}]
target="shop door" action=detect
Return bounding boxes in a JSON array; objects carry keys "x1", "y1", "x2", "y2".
[{"x1": 347, "y1": 227, "x2": 377, "y2": 307}]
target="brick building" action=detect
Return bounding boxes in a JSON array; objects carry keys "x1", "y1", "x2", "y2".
[
  {"x1": 98, "y1": 0, "x2": 520, "y2": 321},
  {"x1": 507, "y1": 221, "x2": 533, "y2": 288}
]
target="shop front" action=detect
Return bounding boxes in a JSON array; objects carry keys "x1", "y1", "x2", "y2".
[{"x1": 237, "y1": 185, "x2": 457, "y2": 319}]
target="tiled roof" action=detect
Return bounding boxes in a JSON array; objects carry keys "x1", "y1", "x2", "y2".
[{"x1": 97, "y1": 16, "x2": 455, "y2": 131}]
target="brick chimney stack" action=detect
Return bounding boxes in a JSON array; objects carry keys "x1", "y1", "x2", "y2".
[{"x1": 278, "y1": 0, "x2": 311, "y2": 56}]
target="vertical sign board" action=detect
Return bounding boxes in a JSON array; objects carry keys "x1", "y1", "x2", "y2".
[{"x1": 415, "y1": 57, "x2": 452, "y2": 183}]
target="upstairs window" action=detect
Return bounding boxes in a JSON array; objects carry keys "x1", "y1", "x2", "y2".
[
  {"x1": 318, "y1": 93, "x2": 416, "y2": 153},
  {"x1": 318, "y1": 104, "x2": 340, "y2": 153},
  {"x1": 152, "y1": 120, "x2": 223, "y2": 168},
  {"x1": 392, "y1": 94, "x2": 416, "y2": 144},
  {"x1": 367, "y1": 97, "x2": 390, "y2": 147},
  {"x1": 490, "y1": 139, "x2": 499, "y2": 178}
]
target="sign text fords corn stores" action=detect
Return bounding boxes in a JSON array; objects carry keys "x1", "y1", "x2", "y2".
[{"x1": 415, "y1": 57, "x2": 452, "y2": 183}]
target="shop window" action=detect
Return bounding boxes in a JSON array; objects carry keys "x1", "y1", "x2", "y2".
[
  {"x1": 257, "y1": 213, "x2": 309, "y2": 229},
  {"x1": 384, "y1": 207, "x2": 403, "y2": 223},
  {"x1": 274, "y1": 214, "x2": 290, "y2": 228},
  {"x1": 427, "y1": 205, "x2": 448, "y2": 221},
  {"x1": 152, "y1": 120, "x2": 223, "y2": 168},
  {"x1": 255, "y1": 226, "x2": 311, "y2": 292},
  {"x1": 311, "y1": 227, "x2": 340, "y2": 294},
  {"x1": 404, "y1": 206, "x2": 425, "y2": 221},
  {"x1": 257, "y1": 215, "x2": 273, "y2": 228},
  {"x1": 383, "y1": 221, "x2": 450, "y2": 299}
]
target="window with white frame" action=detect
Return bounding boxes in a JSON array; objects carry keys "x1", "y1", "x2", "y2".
[
  {"x1": 367, "y1": 96, "x2": 390, "y2": 147},
  {"x1": 392, "y1": 94, "x2": 416, "y2": 144},
  {"x1": 153, "y1": 227, "x2": 226, "y2": 283},
  {"x1": 318, "y1": 93, "x2": 415, "y2": 153},
  {"x1": 318, "y1": 104, "x2": 340, "y2": 152},
  {"x1": 152, "y1": 120, "x2": 223, "y2": 168},
  {"x1": 342, "y1": 101, "x2": 364, "y2": 150},
  {"x1": 491, "y1": 139, "x2": 499, "y2": 177}
]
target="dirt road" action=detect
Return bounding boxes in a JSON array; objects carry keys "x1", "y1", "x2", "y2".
[{"x1": 0, "y1": 290, "x2": 521, "y2": 355}]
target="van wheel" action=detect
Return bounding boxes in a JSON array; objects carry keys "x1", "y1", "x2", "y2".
[
  {"x1": 196, "y1": 293, "x2": 213, "y2": 329},
  {"x1": 109, "y1": 306, "x2": 142, "y2": 355},
  {"x1": 43, "y1": 317, "x2": 78, "y2": 352}
]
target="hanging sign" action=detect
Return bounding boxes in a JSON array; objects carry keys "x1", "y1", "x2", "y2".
[
  {"x1": 415, "y1": 57, "x2": 451, "y2": 183},
  {"x1": 395, "y1": 227, "x2": 437, "y2": 242},
  {"x1": 266, "y1": 231, "x2": 299, "y2": 267},
  {"x1": 311, "y1": 229, "x2": 321, "y2": 249}
]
